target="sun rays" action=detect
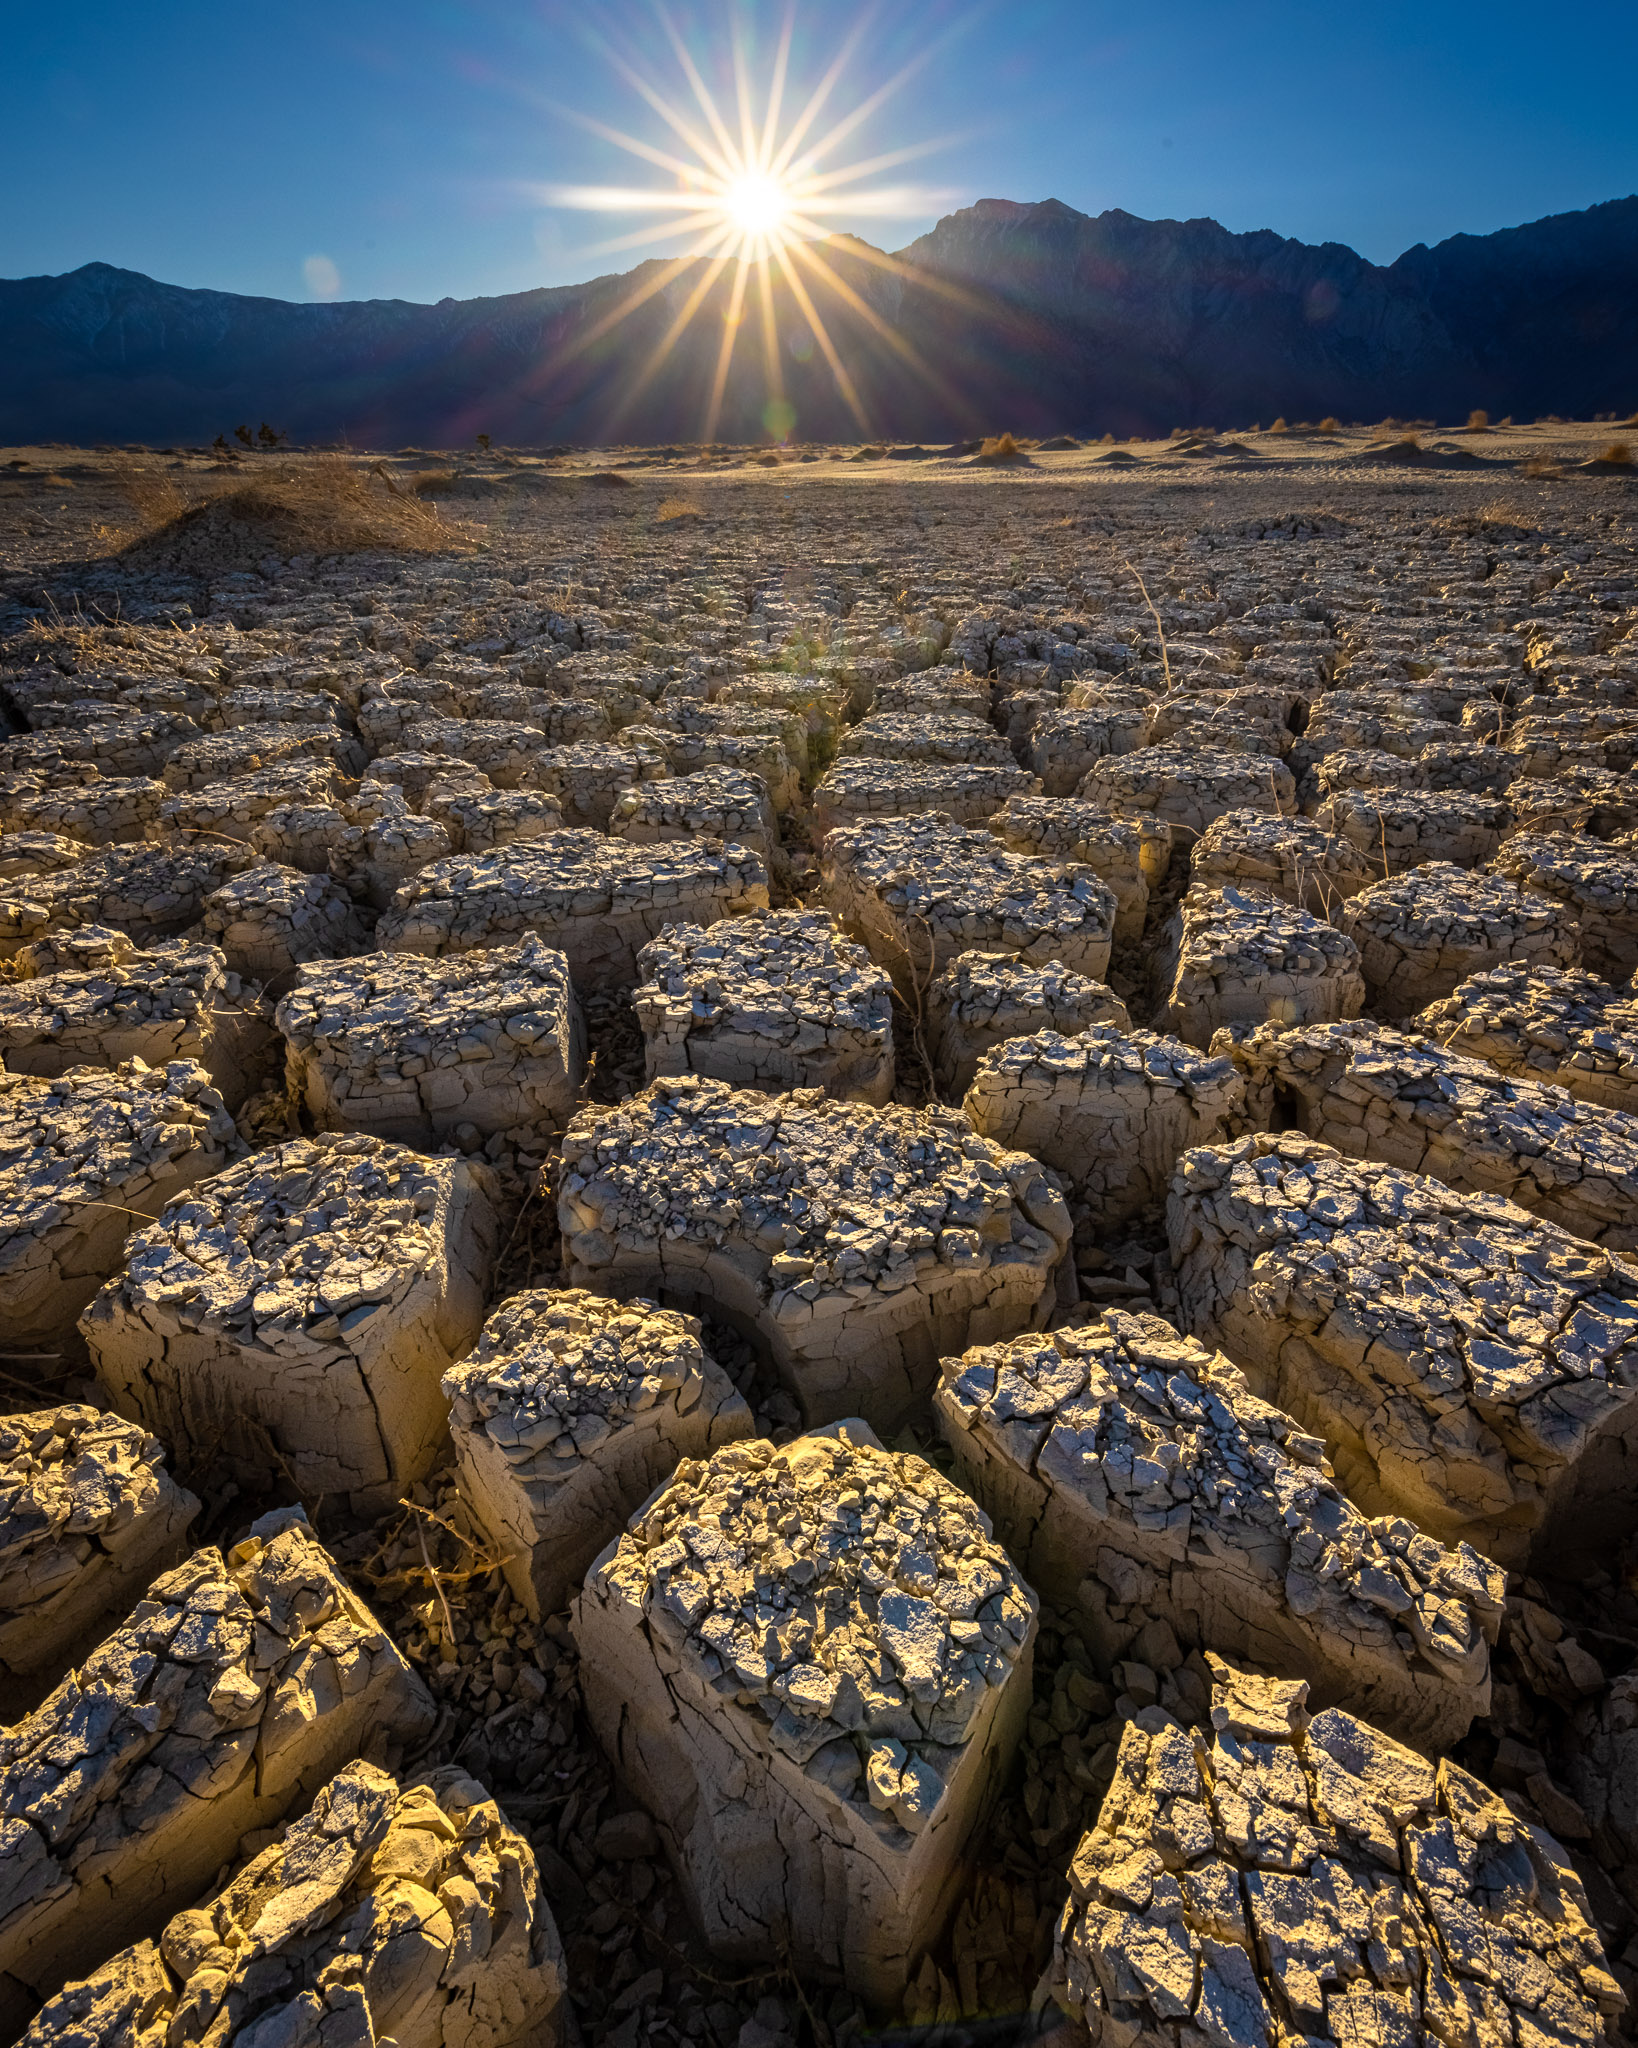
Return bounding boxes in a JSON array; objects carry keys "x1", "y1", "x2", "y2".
[{"x1": 533, "y1": 9, "x2": 969, "y2": 441}]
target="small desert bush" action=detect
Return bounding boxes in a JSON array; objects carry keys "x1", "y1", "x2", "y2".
[
  {"x1": 1267, "y1": 417, "x2": 1289, "y2": 435},
  {"x1": 972, "y1": 434, "x2": 1031, "y2": 467},
  {"x1": 657, "y1": 497, "x2": 704, "y2": 520},
  {"x1": 113, "y1": 454, "x2": 471, "y2": 572},
  {"x1": 1318, "y1": 417, "x2": 1341, "y2": 432},
  {"x1": 1466, "y1": 409, "x2": 1491, "y2": 431},
  {"x1": 407, "y1": 470, "x2": 459, "y2": 496},
  {"x1": 1598, "y1": 441, "x2": 1634, "y2": 466},
  {"x1": 1520, "y1": 455, "x2": 1563, "y2": 478}
]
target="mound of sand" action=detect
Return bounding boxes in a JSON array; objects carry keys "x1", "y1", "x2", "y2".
[{"x1": 115, "y1": 459, "x2": 471, "y2": 575}]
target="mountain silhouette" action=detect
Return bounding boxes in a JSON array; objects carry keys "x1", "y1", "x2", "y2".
[{"x1": 3, "y1": 195, "x2": 1635, "y2": 446}]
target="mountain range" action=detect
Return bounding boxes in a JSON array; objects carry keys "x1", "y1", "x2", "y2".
[{"x1": 3, "y1": 195, "x2": 1636, "y2": 447}]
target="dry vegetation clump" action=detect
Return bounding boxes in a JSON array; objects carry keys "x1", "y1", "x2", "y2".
[
  {"x1": 111, "y1": 453, "x2": 473, "y2": 573},
  {"x1": 1590, "y1": 440, "x2": 1635, "y2": 470},
  {"x1": 1466, "y1": 409, "x2": 1492, "y2": 431},
  {"x1": 1266, "y1": 416, "x2": 1290, "y2": 435},
  {"x1": 972, "y1": 433, "x2": 1030, "y2": 466},
  {"x1": 656, "y1": 497, "x2": 705, "y2": 521}
]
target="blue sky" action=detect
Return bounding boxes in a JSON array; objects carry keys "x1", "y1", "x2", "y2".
[{"x1": 5, "y1": 0, "x2": 1637, "y2": 304}]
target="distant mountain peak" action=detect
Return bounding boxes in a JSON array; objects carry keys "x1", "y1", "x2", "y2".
[{"x1": 2, "y1": 195, "x2": 1634, "y2": 445}]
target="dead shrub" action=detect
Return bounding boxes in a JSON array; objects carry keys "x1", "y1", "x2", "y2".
[
  {"x1": 1597, "y1": 440, "x2": 1634, "y2": 466},
  {"x1": 1318, "y1": 417, "x2": 1341, "y2": 432},
  {"x1": 657, "y1": 497, "x2": 704, "y2": 520},
  {"x1": 110, "y1": 454, "x2": 473, "y2": 574},
  {"x1": 1267, "y1": 418, "x2": 1290, "y2": 435},
  {"x1": 971, "y1": 433, "x2": 1029, "y2": 467},
  {"x1": 1466, "y1": 409, "x2": 1491, "y2": 431}
]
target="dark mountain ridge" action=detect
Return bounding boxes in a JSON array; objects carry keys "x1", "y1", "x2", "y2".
[{"x1": 3, "y1": 195, "x2": 1635, "y2": 446}]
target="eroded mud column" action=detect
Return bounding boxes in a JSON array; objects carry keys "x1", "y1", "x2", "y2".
[
  {"x1": 558, "y1": 1077, "x2": 1070, "y2": 1432},
  {"x1": 936, "y1": 1310, "x2": 1504, "y2": 1748},
  {"x1": 444, "y1": 1289, "x2": 752, "y2": 1617},
  {"x1": 574, "y1": 1426, "x2": 1037, "y2": 2006},
  {"x1": 83, "y1": 1135, "x2": 498, "y2": 1516}
]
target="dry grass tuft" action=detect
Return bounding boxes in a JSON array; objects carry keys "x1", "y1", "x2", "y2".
[
  {"x1": 1465, "y1": 409, "x2": 1491, "y2": 431},
  {"x1": 1317, "y1": 417, "x2": 1341, "y2": 433},
  {"x1": 1520, "y1": 455, "x2": 1564, "y2": 478},
  {"x1": 1266, "y1": 417, "x2": 1290, "y2": 436},
  {"x1": 1597, "y1": 440, "x2": 1634, "y2": 467},
  {"x1": 971, "y1": 433, "x2": 1030, "y2": 467},
  {"x1": 111, "y1": 454, "x2": 473, "y2": 573},
  {"x1": 657, "y1": 497, "x2": 705, "y2": 521}
]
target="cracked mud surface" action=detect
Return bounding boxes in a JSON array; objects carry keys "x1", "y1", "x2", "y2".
[{"x1": 3, "y1": 446, "x2": 1638, "y2": 2044}]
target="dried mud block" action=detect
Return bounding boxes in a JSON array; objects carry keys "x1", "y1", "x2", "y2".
[
  {"x1": 0, "y1": 1062, "x2": 234, "y2": 1362},
  {"x1": 84, "y1": 1136, "x2": 499, "y2": 1518},
  {"x1": 4, "y1": 712, "x2": 200, "y2": 781},
  {"x1": 574, "y1": 1427, "x2": 1037, "y2": 2006},
  {"x1": 31, "y1": 841, "x2": 260, "y2": 947},
  {"x1": 1027, "y1": 708, "x2": 1150, "y2": 794},
  {"x1": 927, "y1": 952, "x2": 1130, "y2": 1099},
  {"x1": 155, "y1": 761, "x2": 347, "y2": 841},
  {"x1": 633, "y1": 911, "x2": 893, "y2": 1105},
  {"x1": 21, "y1": 1759, "x2": 566, "y2": 2048},
  {"x1": 839, "y1": 710, "x2": 1013, "y2": 769},
  {"x1": 1167, "y1": 1131, "x2": 1638, "y2": 1569},
  {"x1": 1291, "y1": 705, "x2": 1450, "y2": 779},
  {"x1": 526, "y1": 741, "x2": 645, "y2": 830},
  {"x1": 1418, "y1": 738, "x2": 1521, "y2": 799},
  {"x1": 0, "y1": 1508, "x2": 434, "y2": 2023},
  {"x1": 937, "y1": 1311, "x2": 1503, "y2": 1748},
  {"x1": 338, "y1": 803, "x2": 455, "y2": 910},
  {"x1": 1189, "y1": 808, "x2": 1376, "y2": 915},
  {"x1": 377, "y1": 835, "x2": 768, "y2": 994},
  {"x1": 0, "y1": 938, "x2": 270, "y2": 1110},
  {"x1": 426, "y1": 784, "x2": 563, "y2": 853},
  {"x1": 0, "y1": 1406, "x2": 197, "y2": 1716},
  {"x1": 608, "y1": 767, "x2": 778, "y2": 863},
  {"x1": 1297, "y1": 746, "x2": 1429, "y2": 810},
  {"x1": 988, "y1": 796, "x2": 1165, "y2": 943},
  {"x1": 162, "y1": 724, "x2": 365, "y2": 792},
  {"x1": 871, "y1": 672, "x2": 988, "y2": 719},
  {"x1": 811, "y1": 759, "x2": 1040, "y2": 834},
  {"x1": 1079, "y1": 743, "x2": 1297, "y2": 843},
  {"x1": 1157, "y1": 886, "x2": 1365, "y2": 1047},
  {"x1": 1317, "y1": 789, "x2": 1512, "y2": 871},
  {"x1": 1504, "y1": 707, "x2": 1638, "y2": 778},
  {"x1": 559, "y1": 1078, "x2": 1070, "y2": 1433},
  {"x1": 198, "y1": 861, "x2": 368, "y2": 983},
  {"x1": 1231, "y1": 1017, "x2": 1638, "y2": 1252},
  {"x1": 628, "y1": 725, "x2": 800, "y2": 815},
  {"x1": 722, "y1": 674, "x2": 850, "y2": 737},
  {"x1": 821, "y1": 814, "x2": 1117, "y2": 999},
  {"x1": 1416, "y1": 963, "x2": 1638, "y2": 1113},
  {"x1": 0, "y1": 776, "x2": 165, "y2": 849},
  {"x1": 964, "y1": 1025, "x2": 1241, "y2": 1230},
  {"x1": 0, "y1": 891, "x2": 54, "y2": 963},
  {"x1": 361, "y1": 750, "x2": 493, "y2": 811},
  {"x1": 1339, "y1": 863, "x2": 1579, "y2": 1019},
  {"x1": 1491, "y1": 831, "x2": 1638, "y2": 982},
  {"x1": 398, "y1": 716, "x2": 556, "y2": 791},
  {"x1": 444, "y1": 1290, "x2": 753, "y2": 1619},
  {"x1": 1509, "y1": 763, "x2": 1638, "y2": 840},
  {"x1": 1047, "y1": 1658, "x2": 1624, "y2": 2048},
  {"x1": 276, "y1": 939, "x2": 584, "y2": 1145},
  {"x1": 0, "y1": 835, "x2": 88, "y2": 883}
]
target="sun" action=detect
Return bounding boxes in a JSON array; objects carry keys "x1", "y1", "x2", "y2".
[
  {"x1": 719, "y1": 170, "x2": 791, "y2": 243},
  {"x1": 532, "y1": 11, "x2": 969, "y2": 440}
]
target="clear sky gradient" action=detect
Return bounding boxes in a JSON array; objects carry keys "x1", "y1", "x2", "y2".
[{"x1": 6, "y1": 0, "x2": 1637, "y2": 305}]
